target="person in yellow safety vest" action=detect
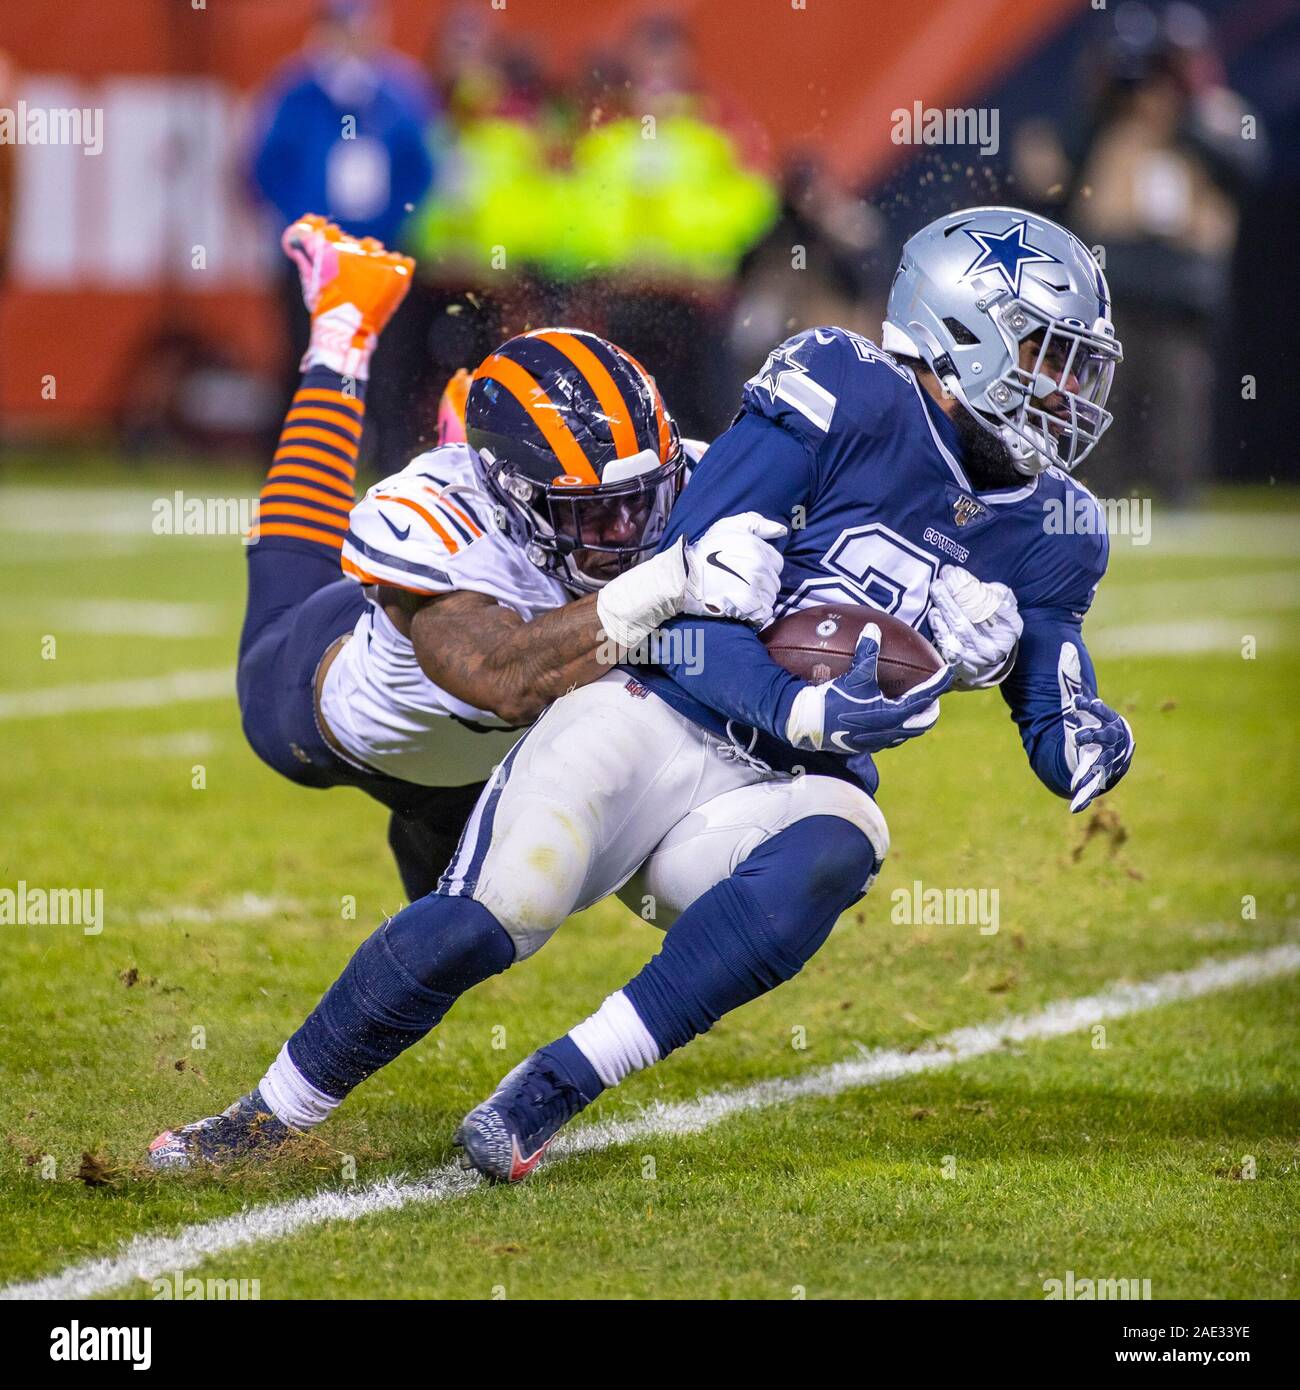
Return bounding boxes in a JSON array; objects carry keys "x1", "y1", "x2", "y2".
[
  {"x1": 411, "y1": 106, "x2": 776, "y2": 285},
  {"x1": 408, "y1": 113, "x2": 564, "y2": 278},
  {"x1": 563, "y1": 110, "x2": 776, "y2": 282}
]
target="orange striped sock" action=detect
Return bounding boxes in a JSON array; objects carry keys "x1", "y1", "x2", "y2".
[{"x1": 256, "y1": 368, "x2": 366, "y2": 553}]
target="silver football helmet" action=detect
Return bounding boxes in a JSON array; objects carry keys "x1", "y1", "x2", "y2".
[{"x1": 882, "y1": 206, "x2": 1122, "y2": 475}]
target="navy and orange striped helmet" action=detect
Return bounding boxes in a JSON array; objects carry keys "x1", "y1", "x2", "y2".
[{"x1": 465, "y1": 328, "x2": 685, "y2": 592}]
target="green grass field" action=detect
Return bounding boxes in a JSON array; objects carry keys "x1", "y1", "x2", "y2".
[{"x1": 1, "y1": 459, "x2": 1297, "y2": 1300}]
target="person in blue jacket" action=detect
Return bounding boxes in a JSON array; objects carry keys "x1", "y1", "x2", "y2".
[
  {"x1": 250, "y1": 0, "x2": 436, "y2": 466},
  {"x1": 250, "y1": 0, "x2": 434, "y2": 247}
]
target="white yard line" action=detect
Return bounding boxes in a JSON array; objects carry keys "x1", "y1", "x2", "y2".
[
  {"x1": 0, "y1": 488, "x2": 177, "y2": 536},
  {"x1": 1, "y1": 537, "x2": 179, "y2": 565},
  {"x1": 0, "y1": 668, "x2": 232, "y2": 720},
  {"x1": 4, "y1": 600, "x2": 225, "y2": 639},
  {"x1": 4, "y1": 943, "x2": 1297, "y2": 1302},
  {"x1": 0, "y1": 487, "x2": 251, "y2": 538},
  {"x1": 118, "y1": 730, "x2": 219, "y2": 760},
  {"x1": 132, "y1": 894, "x2": 301, "y2": 927},
  {"x1": 1138, "y1": 512, "x2": 1300, "y2": 560},
  {"x1": 1088, "y1": 618, "x2": 1280, "y2": 659},
  {"x1": 1095, "y1": 569, "x2": 1300, "y2": 609}
]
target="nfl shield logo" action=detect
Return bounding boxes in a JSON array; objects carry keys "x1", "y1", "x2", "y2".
[{"x1": 952, "y1": 494, "x2": 987, "y2": 528}]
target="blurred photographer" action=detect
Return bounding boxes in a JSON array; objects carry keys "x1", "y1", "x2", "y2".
[{"x1": 1062, "y1": 3, "x2": 1265, "y2": 502}]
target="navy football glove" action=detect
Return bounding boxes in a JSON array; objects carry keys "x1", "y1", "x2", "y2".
[
  {"x1": 785, "y1": 621, "x2": 954, "y2": 755},
  {"x1": 1066, "y1": 693, "x2": 1135, "y2": 813}
]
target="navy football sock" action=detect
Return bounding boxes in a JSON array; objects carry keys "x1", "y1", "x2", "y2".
[
  {"x1": 622, "y1": 816, "x2": 876, "y2": 1058},
  {"x1": 535, "y1": 1035, "x2": 606, "y2": 1103},
  {"x1": 287, "y1": 895, "x2": 515, "y2": 1099}
]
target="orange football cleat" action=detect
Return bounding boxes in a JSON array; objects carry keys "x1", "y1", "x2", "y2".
[{"x1": 282, "y1": 214, "x2": 415, "y2": 379}]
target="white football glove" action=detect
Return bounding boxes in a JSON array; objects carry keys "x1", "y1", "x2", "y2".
[
  {"x1": 596, "y1": 512, "x2": 786, "y2": 650},
  {"x1": 682, "y1": 511, "x2": 787, "y2": 625},
  {"x1": 927, "y1": 565, "x2": 1023, "y2": 689}
]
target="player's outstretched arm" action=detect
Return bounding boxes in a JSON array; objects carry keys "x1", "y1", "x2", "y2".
[
  {"x1": 393, "y1": 587, "x2": 606, "y2": 727},
  {"x1": 383, "y1": 513, "x2": 786, "y2": 727},
  {"x1": 628, "y1": 403, "x2": 848, "y2": 741},
  {"x1": 999, "y1": 608, "x2": 1134, "y2": 811}
]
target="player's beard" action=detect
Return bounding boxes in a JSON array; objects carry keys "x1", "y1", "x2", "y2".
[{"x1": 952, "y1": 406, "x2": 1028, "y2": 491}]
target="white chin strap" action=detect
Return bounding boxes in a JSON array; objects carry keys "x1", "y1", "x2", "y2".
[
  {"x1": 996, "y1": 420, "x2": 1050, "y2": 477},
  {"x1": 885, "y1": 321, "x2": 1056, "y2": 478}
]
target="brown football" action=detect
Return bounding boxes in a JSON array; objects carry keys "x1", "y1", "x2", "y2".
[{"x1": 761, "y1": 603, "x2": 944, "y2": 698}]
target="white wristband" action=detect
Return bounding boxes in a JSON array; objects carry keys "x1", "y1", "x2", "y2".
[
  {"x1": 784, "y1": 683, "x2": 825, "y2": 751},
  {"x1": 596, "y1": 538, "x2": 688, "y2": 650}
]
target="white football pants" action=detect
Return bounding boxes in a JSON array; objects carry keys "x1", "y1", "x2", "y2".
[{"x1": 439, "y1": 671, "x2": 889, "y2": 960}]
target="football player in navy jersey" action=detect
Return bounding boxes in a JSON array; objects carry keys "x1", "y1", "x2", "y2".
[
  {"x1": 151, "y1": 207, "x2": 1135, "y2": 1184},
  {"x1": 631, "y1": 206, "x2": 1131, "y2": 812}
]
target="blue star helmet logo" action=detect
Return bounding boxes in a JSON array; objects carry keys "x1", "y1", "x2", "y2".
[{"x1": 961, "y1": 220, "x2": 1061, "y2": 297}]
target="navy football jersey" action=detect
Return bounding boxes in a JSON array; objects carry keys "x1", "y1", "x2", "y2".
[{"x1": 637, "y1": 326, "x2": 1110, "y2": 799}]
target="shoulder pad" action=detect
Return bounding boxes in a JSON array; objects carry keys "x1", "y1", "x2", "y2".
[
  {"x1": 742, "y1": 328, "x2": 843, "y2": 442},
  {"x1": 342, "y1": 453, "x2": 496, "y2": 594},
  {"x1": 743, "y1": 327, "x2": 913, "y2": 445},
  {"x1": 391, "y1": 442, "x2": 480, "y2": 490}
]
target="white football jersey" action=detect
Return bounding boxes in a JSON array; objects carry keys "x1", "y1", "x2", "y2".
[
  {"x1": 321, "y1": 438, "x2": 710, "y2": 788},
  {"x1": 321, "y1": 445, "x2": 570, "y2": 787}
]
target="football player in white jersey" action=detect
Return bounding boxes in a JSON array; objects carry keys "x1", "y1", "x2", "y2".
[
  {"x1": 143, "y1": 219, "x2": 847, "y2": 1172},
  {"x1": 145, "y1": 213, "x2": 958, "y2": 1175},
  {"x1": 234, "y1": 215, "x2": 785, "y2": 902}
]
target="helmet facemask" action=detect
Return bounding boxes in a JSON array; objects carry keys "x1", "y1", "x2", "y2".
[
  {"x1": 482, "y1": 437, "x2": 686, "y2": 593},
  {"x1": 972, "y1": 297, "x2": 1121, "y2": 476}
]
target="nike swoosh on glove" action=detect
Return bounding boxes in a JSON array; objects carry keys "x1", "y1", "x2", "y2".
[
  {"x1": 927, "y1": 564, "x2": 1023, "y2": 690},
  {"x1": 785, "y1": 621, "x2": 954, "y2": 755},
  {"x1": 1065, "y1": 693, "x2": 1135, "y2": 813},
  {"x1": 683, "y1": 511, "x2": 788, "y2": 626},
  {"x1": 596, "y1": 512, "x2": 786, "y2": 650}
]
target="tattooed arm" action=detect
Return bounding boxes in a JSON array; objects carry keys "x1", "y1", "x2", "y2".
[
  {"x1": 378, "y1": 587, "x2": 610, "y2": 727},
  {"x1": 372, "y1": 511, "x2": 787, "y2": 726}
]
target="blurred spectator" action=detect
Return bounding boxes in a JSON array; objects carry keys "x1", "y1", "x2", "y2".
[
  {"x1": 250, "y1": 0, "x2": 434, "y2": 244},
  {"x1": 403, "y1": 10, "x2": 777, "y2": 442},
  {"x1": 398, "y1": 8, "x2": 565, "y2": 463},
  {"x1": 575, "y1": 14, "x2": 777, "y2": 438},
  {"x1": 249, "y1": 0, "x2": 436, "y2": 469},
  {"x1": 410, "y1": 16, "x2": 559, "y2": 282},
  {"x1": 730, "y1": 154, "x2": 887, "y2": 379},
  {"x1": 1062, "y1": 2, "x2": 1266, "y2": 503}
]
